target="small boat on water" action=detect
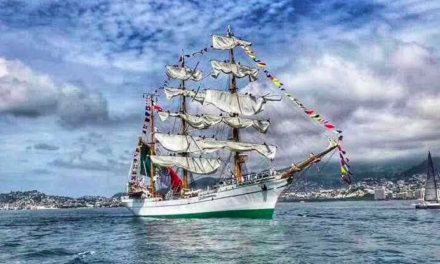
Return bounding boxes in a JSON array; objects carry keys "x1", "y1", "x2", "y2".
[{"x1": 415, "y1": 152, "x2": 440, "y2": 209}]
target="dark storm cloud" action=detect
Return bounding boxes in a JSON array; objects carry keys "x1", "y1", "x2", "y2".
[
  {"x1": 0, "y1": 58, "x2": 110, "y2": 128},
  {"x1": 33, "y1": 143, "x2": 59, "y2": 151},
  {"x1": 32, "y1": 168, "x2": 51, "y2": 175}
]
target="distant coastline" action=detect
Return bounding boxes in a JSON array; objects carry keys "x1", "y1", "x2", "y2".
[{"x1": 0, "y1": 190, "x2": 122, "y2": 211}]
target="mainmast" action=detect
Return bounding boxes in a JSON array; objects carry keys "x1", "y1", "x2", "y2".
[
  {"x1": 227, "y1": 26, "x2": 243, "y2": 182},
  {"x1": 180, "y1": 55, "x2": 189, "y2": 192}
]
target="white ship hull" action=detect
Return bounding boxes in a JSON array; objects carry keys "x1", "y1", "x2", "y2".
[{"x1": 122, "y1": 175, "x2": 288, "y2": 218}]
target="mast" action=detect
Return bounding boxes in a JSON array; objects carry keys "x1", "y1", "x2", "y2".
[
  {"x1": 227, "y1": 26, "x2": 243, "y2": 182},
  {"x1": 180, "y1": 55, "x2": 189, "y2": 192},
  {"x1": 148, "y1": 94, "x2": 156, "y2": 196}
]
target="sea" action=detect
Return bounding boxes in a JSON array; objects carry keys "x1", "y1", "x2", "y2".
[{"x1": 1, "y1": 200, "x2": 439, "y2": 264}]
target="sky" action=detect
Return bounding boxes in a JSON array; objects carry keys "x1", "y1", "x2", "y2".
[{"x1": 1, "y1": 0, "x2": 440, "y2": 197}]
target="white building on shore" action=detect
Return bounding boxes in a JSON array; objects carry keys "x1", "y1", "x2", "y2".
[{"x1": 374, "y1": 187, "x2": 386, "y2": 200}]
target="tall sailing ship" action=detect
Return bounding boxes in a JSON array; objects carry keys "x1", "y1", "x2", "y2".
[{"x1": 122, "y1": 27, "x2": 347, "y2": 218}]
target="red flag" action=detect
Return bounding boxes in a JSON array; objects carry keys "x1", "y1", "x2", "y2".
[
  {"x1": 153, "y1": 104, "x2": 162, "y2": 111},
  {"x1": 169, "y1": 168, "x2": 182, "y2": 190},
  {"x1": 324, "y1": 123, "x2": 335, "y2": 129}
]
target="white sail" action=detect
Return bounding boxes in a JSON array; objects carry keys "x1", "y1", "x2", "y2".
[
  {"x1": 150, "y1": 156, "x2": 221, "y2": 175},
  {"x1": 211, "y1": 60, "x2": 258, "y2": 81},
  {"x1": 164, "y1": 88, "x2": 280, "y2": 116},
  {"x1": 166, "y1": 66, "x2": 203, "y2": 81},
  {"x1": 158, "y1": 111, "x2": 270, "y2": 133},
  {"x1": 155, "y1": 133, "x2": 277, "y2": 159},
  {"x1": 212, "y1": 35, "x2": 252, "y2": 50},
  {"x1": 202, "y1": 140, "x2": 277, "y2": 159},
  {"x1": 205, "y1": 89, "x2": 266, "y2": 116},
  {"x1": 155, "y1": 133, "x2": 212, "y2": 154},
  {"x1": 164, "y1": 87, "x2": 205, "y2": 102}
]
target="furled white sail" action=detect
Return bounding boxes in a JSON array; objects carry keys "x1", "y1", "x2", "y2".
[
  {"x1": 158, "y1": 112, "x2": 222, "y2": 129},
  {"x1": 223, "y1": 116, "x2": 270, "y2": 133},
  {"x1": 166, "y1": 66, "x2": 203, "y2": 81},
  {"x1": 211, "y1": 61, "x2": 258, "y2": 81},
  {"x1": 164, "y1": 87, "x2": 205, "y2": 102},
  {"x1": 158, "y1": 111, "x2": 270, "y2": 133},
  {"x1": 150, "y1": 156, "x2": 221, "y2": 175},
  {"x1": 212, "y1": 35, "x2": 252, "y2": 50},
  {"x1": 155, "y1": 133, "x2": 209, "y2": 154},
  {"x1": 202, "y1": 140, "x2": 276, "y2": 159},
  {"x1": 205, "y1": 89, "x2": 272, "y2": 116},
  {"x1": 155, "y1": 133, "x2": 277, "y2": 159},
  {"x1": 163, "y1": 88, "x2": 280, "y2": 116}
]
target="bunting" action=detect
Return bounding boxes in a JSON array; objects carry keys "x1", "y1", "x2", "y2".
[
  {"x1": 142, "y1": 98, "x2": 150, "y2": 135},
  {"x1": 338, "y1": 135, "x2": 352, "y2": 185},
  {"x1": 131, "y1": 97, "x2": 152, "y2": 178},
  {"x1": 241, "y1": 46, "x2": 352, "y2": 185}
]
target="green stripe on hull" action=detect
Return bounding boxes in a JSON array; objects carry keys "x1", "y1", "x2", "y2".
[{"x1": 139, "y1": 209, "x2": 274, "y2": 219}]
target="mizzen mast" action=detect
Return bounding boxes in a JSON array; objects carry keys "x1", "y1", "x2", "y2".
[
  {"x1": 145, "y1": 93, "x2": 156, "y2": 196},
  {"x1": 227, "y1": 26, "x2": 243, "y2": 183}
]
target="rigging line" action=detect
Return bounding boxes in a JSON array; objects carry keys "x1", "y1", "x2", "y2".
[
  {"x1": 218, "y1": 156, "x2": 234, "y2": 179},
  {"x1": 276, "y1": 90, "x2": 322, "y2": 136},
  {"x1": 247, "y1": 133, "x2": 275, "y2": 170},
  {"x1": 268, "y1": 101, "x2": 314, "y2": 156},
  {"x1": 200, "y1": 72, "x2": 213, "y2": 81},
  {"x1": 317, "y1": 148, "x2": 337, "y2": 174},
  {"x1": 188, "y1": 135, "x2": 204, "y2": 153},
  {"x1": 191, "y1": 86, "x2": 201, "y2": 102}
]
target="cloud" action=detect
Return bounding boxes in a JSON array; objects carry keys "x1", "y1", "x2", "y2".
[
  {"x1": 33, "y1": 143, "x2": 59, "y2": 151},
  {"x1": 96, "y1": 146, "x2": 113, "y2": 156},
  {"x1": 77, "y1": 132, "x2": 104, "y2": 146},
  {"x1": 0, "y1": 57, "x2": 110, "y2": 128},
  {"x1": 0, "y1": 0, "x2": 305, "y2": 72},
  {"x1": 32, "y1": 168, "x2": 51, "y2": 175},
  {"x1": 47, "y1": 132, "x2": 129, "y2": 175},
  {"x1": 253, "y1": 10, "x2": 440, "y2": 162},
  {"x1": 50, "y1": 155, "x2": 128, "y2": 172}
]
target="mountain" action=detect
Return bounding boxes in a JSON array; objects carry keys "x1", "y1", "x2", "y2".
[
  {"x1": 112, "y1": 192, "x2": 127, "y2": 199},
  {"x1": 190, "y1": 177, "x2": 219, "y2": 189},
  {"x1": 283, "y1": 155, "x2": 438, "y2": 189},
  {"x1": 395, "y1": 157, "x2": 440, "y2": 180}
]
